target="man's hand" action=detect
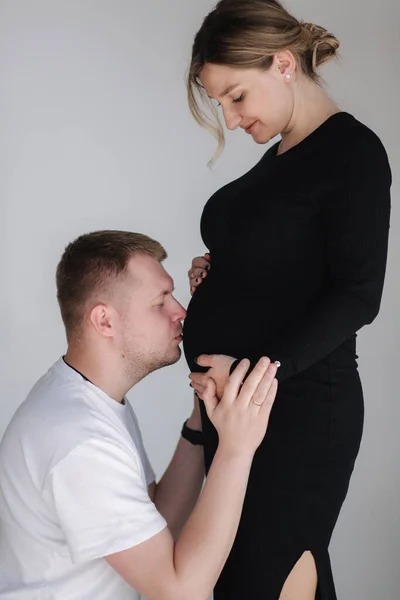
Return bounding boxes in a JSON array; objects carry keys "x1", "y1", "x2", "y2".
[{"x1": 190, "y1": 354, "x2": 237, "y2": 399}]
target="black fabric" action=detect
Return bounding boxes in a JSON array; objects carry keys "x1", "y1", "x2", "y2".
[{"x1": 183, "y1": 112, "x2": 391, "y2": 599}]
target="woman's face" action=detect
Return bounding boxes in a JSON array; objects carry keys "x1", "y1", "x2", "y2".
[{"x1": 199, "y1": 58, "x2": 295, "y2": 144}]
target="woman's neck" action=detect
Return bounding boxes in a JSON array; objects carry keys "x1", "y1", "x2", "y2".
[{"x1": 277, "y1": 77, "x2": 341, "y2": 155}]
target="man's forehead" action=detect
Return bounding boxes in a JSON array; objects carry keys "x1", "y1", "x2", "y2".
[{"x1": 128, "y1": 254, "x2": 173, "y2": 292}]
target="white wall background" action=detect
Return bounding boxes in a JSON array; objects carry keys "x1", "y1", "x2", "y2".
[{"x1": 0, "y1": 0, "x2": 398, "y2": 597}]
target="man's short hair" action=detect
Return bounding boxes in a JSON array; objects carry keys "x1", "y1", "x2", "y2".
[{"x1": 56, "y1": 230, "x2": 167, "y2": 340}]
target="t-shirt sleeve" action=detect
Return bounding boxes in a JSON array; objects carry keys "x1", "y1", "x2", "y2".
[
  {"x1": 48, "y1": 438, "x2": 167, "y2": 564},
  {"x1": 127, "y1": 405, "x2": 156, "y2": 486},
  {"x1": 231, "y1": 129, "x2": 391, "y2": 382}
]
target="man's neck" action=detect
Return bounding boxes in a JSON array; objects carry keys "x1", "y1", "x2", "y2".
[{"x1": 64, "y1": 346, "x2": 131, "y2": 403}]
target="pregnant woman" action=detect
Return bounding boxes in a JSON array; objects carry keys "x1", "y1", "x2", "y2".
[{"x1": 182, "y1": 1, "x2": 391, "y2": 599}]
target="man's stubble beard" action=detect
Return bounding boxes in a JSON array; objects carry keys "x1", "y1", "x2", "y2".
[{"x1": 121, "y1": 338, "x2": 181, "y2": 384}]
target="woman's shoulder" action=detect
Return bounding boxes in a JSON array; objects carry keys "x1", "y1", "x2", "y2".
[
  {"x1": 319, "y1": 113, "x2": 390, "y2": 183},
  {"x1": 337, "y1": 113, "x2": 389, "y2": 162}
]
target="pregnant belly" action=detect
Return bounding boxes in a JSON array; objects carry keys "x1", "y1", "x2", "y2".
[{"x1": 182, "y1": 279, "x2": 275, "y2": 371}]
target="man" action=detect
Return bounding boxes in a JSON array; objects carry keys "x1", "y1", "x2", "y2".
[{"x1": 0, "y1": 230, "x2": 278, "y2": 600}]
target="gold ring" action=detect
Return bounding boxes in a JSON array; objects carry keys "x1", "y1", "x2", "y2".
[{"x1": 252, "y1": 399, "x2": 264, "y2": 406}]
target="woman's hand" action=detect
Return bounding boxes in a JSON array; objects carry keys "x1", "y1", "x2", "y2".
[
  {"x1": 201, "y1": 358, "x2": 278, "y2": 456},
  {"x1": 190, "y1": 354, "x2": 237, "y2": 400},
  {"x1": 188, "y1": 253, "x2": 210, "y2": 295}
]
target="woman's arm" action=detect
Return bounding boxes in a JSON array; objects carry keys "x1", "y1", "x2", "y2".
[{"x1": 232, "y1": 130, "x2": 391, "y2": 383}]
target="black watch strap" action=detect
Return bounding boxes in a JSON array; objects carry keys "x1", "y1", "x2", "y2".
[{"x1": 181, "y1": 419, "x2": 204, "y2": 446}]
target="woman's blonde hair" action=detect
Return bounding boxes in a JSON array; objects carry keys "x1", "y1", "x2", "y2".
[{"x1": 187, "y1": 0, "x2": 340, "y2": 164}]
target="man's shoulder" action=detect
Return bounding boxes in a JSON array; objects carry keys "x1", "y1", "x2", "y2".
[
  {"x1": 1, "y1": 359, "x2": 133, "y2": 478},
  {"x1": 17, "y1": 359, "x2": 99, "y2": 430}
]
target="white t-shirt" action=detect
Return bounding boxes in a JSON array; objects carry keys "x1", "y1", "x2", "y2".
[{"x1": 0, "y1": 358, "x2": 167, "y2": 600}]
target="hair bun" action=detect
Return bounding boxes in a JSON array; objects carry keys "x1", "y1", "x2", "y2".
[{"x1": 302, "y1": 21, "x2": 340, "y2": 69}]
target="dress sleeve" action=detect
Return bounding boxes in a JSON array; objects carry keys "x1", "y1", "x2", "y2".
[{"x1": 231, "y1": 131, "x2": 391, "y2": 383}]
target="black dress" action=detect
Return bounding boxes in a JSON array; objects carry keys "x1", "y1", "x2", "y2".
[{"x1": 183, "y1": 113, "x2": 391, "y2": 599}]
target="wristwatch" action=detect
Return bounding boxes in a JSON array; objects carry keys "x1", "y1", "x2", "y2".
[{"x1": 181, "y1": 419, "x2": 204, "y2": 446}]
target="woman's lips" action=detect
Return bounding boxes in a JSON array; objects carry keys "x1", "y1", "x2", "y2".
[{"x1": 245, "y1": 121, "x2": 257, "y2": 134}]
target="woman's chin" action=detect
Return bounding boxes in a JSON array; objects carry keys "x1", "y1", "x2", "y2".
[
  {"x1": 252, "y1": 130, "x2": 279, "y2": 145},
  {"x1": 253, "y1": 135, "x2": 270, "y2": 145}
]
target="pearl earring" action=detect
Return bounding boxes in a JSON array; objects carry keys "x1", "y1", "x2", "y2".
[{"x1": 285, "y1": 73, "x2": 291, "y2": 80}]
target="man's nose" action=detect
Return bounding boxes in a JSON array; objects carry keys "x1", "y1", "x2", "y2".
[{"x1": 175, "y1": 302, "x2": 187, "y2": 321}]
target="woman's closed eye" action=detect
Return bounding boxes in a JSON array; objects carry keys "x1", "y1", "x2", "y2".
[{"x1": 216, "y1": 93, "x2": 244, "y2": 107}]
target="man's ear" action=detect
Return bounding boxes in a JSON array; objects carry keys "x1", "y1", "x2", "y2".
[{"x1": 89, "y1": 303, "x2": 115, "y2": 338}]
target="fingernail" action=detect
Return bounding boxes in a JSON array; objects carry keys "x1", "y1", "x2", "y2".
[
  {"x1": 194, "y1": 356, "x2": 198, "y2": 363},
  {"x1": 189, "y1": 382, "x2": 193, "y2": 388},
  {"x1": 196, "y1": 278, "x2": 199, "y2": 283},
  {"x1": 205, "y1": 264, "x2": 210, "y2": 271},
  {"x1": 200, "y1": 271, "x2": 204, "y2": 277}
]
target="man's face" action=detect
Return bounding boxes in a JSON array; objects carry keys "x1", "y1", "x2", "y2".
[{"x1": 113, "y1": 254, "x2": 186, "y2": 380}]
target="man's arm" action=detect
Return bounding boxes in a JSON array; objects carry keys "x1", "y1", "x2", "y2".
[
  {"x1": 150, "y1": 395, "x2": 204, "y2": 538},
  {"x1": 110, "y1": 448, "x2": 253, "y2": 600},
  {"x1": 106, "y1": 359, "x2": 278, "y2": 600}
]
